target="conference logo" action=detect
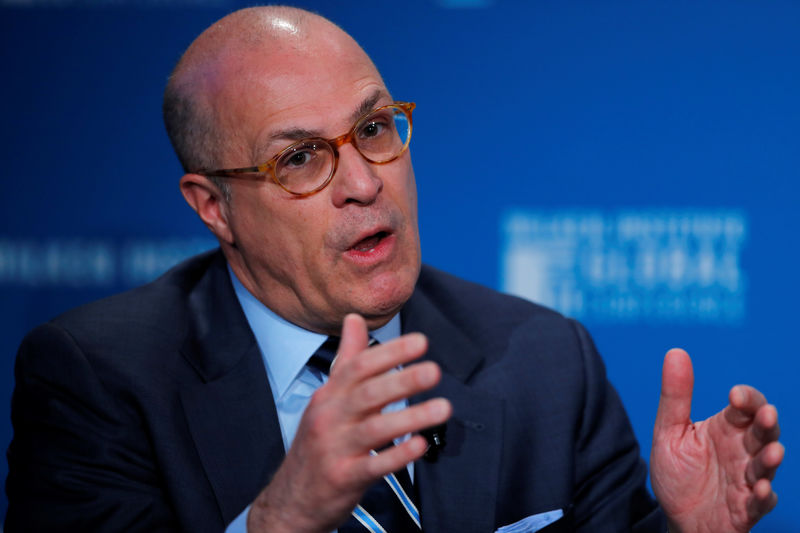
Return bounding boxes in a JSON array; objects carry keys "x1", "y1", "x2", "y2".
[
  {"x1": 0, "y1": 238, "x2": 216, "y2": 288},
  {"x1": 500, "y1": 209, "x2": 747, "y2": 324}
]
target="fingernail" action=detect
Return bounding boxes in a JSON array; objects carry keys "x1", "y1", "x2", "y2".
[
  {"x1": 419, "y1": 361, "x2": 441, "y2": 386},
  {"x1": 737, "y1": 387, "x2": 747, "y2": 405},
  {"x1": 431, "y1": 399, "x2": 450, "y2": 418},
  {"x1": 409, "y1": 333, "x2": 426, "y2": 351}
]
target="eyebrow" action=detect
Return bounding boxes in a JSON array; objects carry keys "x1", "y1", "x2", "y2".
[
  {"x1": 349, "y1": 90, "x2": 385, "y2": 125},
  {"x1": 256, "y1": 90, "x2": 390, "y2": 160},
  {"x1": 269, "y1": 127, "x2": 320, "y2": 142},
  {"x1": 268, "y1": 90, "x2": 388, "y2": 143}
]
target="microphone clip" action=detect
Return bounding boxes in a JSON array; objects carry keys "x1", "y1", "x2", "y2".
[{"x1": 420, "y1": 423, "x2": 447, "y2": 462}]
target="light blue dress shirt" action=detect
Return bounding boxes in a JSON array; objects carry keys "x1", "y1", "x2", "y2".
[{"x1": 225, "y1": 268, "x2": 407, "y2": 532}]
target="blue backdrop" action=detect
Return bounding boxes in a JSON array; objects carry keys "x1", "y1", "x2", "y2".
[{"x1": 1, "y1": 1, "x2": 797, "y2": 529}]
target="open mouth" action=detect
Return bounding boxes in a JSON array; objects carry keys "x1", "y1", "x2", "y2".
[{"x1": 350, "y1": 231, "x2": 390, "y2": 253}]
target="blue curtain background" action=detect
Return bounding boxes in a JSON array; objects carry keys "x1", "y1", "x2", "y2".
[{"x1": 1, "y1": 1, "x2": 797, "y2": 529}]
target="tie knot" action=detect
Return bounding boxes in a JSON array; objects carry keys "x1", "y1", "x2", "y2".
[
  {"x1": 307, "y1": 336, "x2": 340, "y2": 375},
  {"x1": 307, "y1": 336, "x2": 379, "y2": 375}
]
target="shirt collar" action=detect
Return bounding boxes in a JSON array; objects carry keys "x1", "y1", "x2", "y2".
[{"x1": 228, "y1": 266, "x2": 401, "y2": 399}]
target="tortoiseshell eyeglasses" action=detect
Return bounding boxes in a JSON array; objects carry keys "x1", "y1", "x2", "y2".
[{"x1": 191, "y1": 101, "x2": 415, "y2": 198}]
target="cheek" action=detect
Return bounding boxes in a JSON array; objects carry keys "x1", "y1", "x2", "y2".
[
  {"x1": 232, "y1": 193, "x2": 324, "y2": 273},
  {"x1": 406, "y1": 170, "x2": 419, "y2": 224},
  {"x1": 382, "y1": 156, "x2": 417, "y2": 212},
  {"x1": 395, "y1": 163, "x2": 419, "y2": 237},
  {"x1": 277, "y1": 203, "x2": 339, "y2": 280}
]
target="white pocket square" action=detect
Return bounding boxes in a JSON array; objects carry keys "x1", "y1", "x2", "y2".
[{"x1": 494, "y1": 509, "x2": 564, "y2": 533}]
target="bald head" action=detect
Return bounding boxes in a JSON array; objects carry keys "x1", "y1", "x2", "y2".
[
  {"x1": 171, "y1": 6, "x2": 419, "y2": 333},
  {"x1": 163, "y1": 6, "x2": 379, "y2": 196}
]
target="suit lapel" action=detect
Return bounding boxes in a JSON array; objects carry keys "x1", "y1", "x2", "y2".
[
  {"x1": 176, "y1": 258, "x2": 504, "y2": 528},
  {"x1": 178, "y1": 253, "x2": 285, "y2": 525},
  {"x1": 402, "y1": 278, "x2": 504, "y2": 532}
]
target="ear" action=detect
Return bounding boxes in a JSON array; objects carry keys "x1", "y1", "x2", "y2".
[{"x1": 180, "y1": 173, "x2": 235, "y2": 245}]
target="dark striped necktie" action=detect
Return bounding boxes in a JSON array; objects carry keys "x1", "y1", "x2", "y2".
[{"x1": 308, "y1": 337, "x2": 421, "y2": 532}]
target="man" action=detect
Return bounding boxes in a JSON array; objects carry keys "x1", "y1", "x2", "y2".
[{"x1": 6, "y1": 6, "x2": 783, "y2": 533}]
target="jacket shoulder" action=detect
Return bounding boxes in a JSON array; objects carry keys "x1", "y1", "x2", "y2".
[
  {"x1": 27, "y1": 249, "x2": 224, "y2": 359},
  {"x1": 415, "y1": 264, "x2": 571, "y2": 332},
  {"x1": 57, "y1": 249, "x2": 217, "y2": 319}
]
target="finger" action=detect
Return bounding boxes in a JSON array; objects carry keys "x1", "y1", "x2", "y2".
[
  {"x1": 743, "y1": 404, "x2": 780, "y2": 454},
  {"x1": 745, "y1": 441, "x2": 785, "y2": 486},
  {"x1": 352, "y1": 398, "x2": 452, "y2": 452},
  {"x1": 356, "y1": 435, "x2": 430, "y2": 483},
  {"x1": 746, "y1": 478, "x2": 778, "y2": 522},
  {"x1": 333, "y1": 333, "x2": 428, "y2": 384},
  {"x1": 654, "y1": 348, "x2": 694, "y2": 430},
  {"x1": 335, "y1": 313, "x2": 370, "y2": 368},
  {"x1": 348, "y1": 361, "x2": 442, "y2": 414},
  {"x1": 724, "y1": 385, "x2": 768, "y2": 428}
]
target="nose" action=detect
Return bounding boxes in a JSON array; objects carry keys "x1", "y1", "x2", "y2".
[{"x1": 329, "y1": 143, "x2": 383, "y2": 207}]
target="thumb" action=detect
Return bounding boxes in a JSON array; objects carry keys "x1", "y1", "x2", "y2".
[
  {"x1": 335, "y1": 313, "x2": 370, "y2": 369},
  {"x1": 654, "y1": 348, "x2": 695, "y2": 430}
]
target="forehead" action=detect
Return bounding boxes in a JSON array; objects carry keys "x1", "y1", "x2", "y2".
[{"x1": 211, "y1": 36, "x2": 390, "y2": 159}]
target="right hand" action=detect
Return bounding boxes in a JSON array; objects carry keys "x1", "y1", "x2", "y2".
[{"x1": 247, "y1": 313, "x2": 452, "y2": 533}]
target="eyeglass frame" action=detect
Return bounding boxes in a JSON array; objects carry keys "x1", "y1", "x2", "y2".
[{"x1": 189, "y1": 101, "x2": 416, "y2": 198}]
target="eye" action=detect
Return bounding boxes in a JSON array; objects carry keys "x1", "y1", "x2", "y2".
[
  {"x1": 287, "y1": 151, "x2": 310, "y2": 166},
  {"x1": 280, "y1": 144, "x2": 318, "y2": 168},
  {"x1": 358, "y1": 109, "x2": 395, "y2": 140},
  {"x1": 359, "y1": 120, "x2": 385, "y2": 138}
]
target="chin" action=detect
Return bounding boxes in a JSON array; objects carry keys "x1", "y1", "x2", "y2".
[{"x1": 358, "y1": 265, "x2": 418, "y2": 324}]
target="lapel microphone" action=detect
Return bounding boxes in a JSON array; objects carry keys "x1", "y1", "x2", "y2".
[{"x1": 420, "y1": 423, "x2": 447, "y2": 462}]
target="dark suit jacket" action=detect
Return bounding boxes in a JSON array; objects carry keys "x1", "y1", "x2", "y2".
[{"x1": 6, "y1": 250, "x2": 666, "y2": 532}]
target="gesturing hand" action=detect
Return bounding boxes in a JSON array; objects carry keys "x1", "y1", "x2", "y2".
[
  {"x1": 247, "y1": 314, "x2": 452, "y2": 533},
  {"x1": 650, "y1": 349, "x2": 784, "y2": 533}
]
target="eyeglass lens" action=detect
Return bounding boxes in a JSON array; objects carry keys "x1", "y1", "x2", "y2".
[{"x1": 275, "y1": 105, "x2": 411, "y2": 194}]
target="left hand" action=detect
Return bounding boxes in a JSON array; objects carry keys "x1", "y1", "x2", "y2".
[{"x1": 650, "y1": 348, "x2": 784, "y2": 533}]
